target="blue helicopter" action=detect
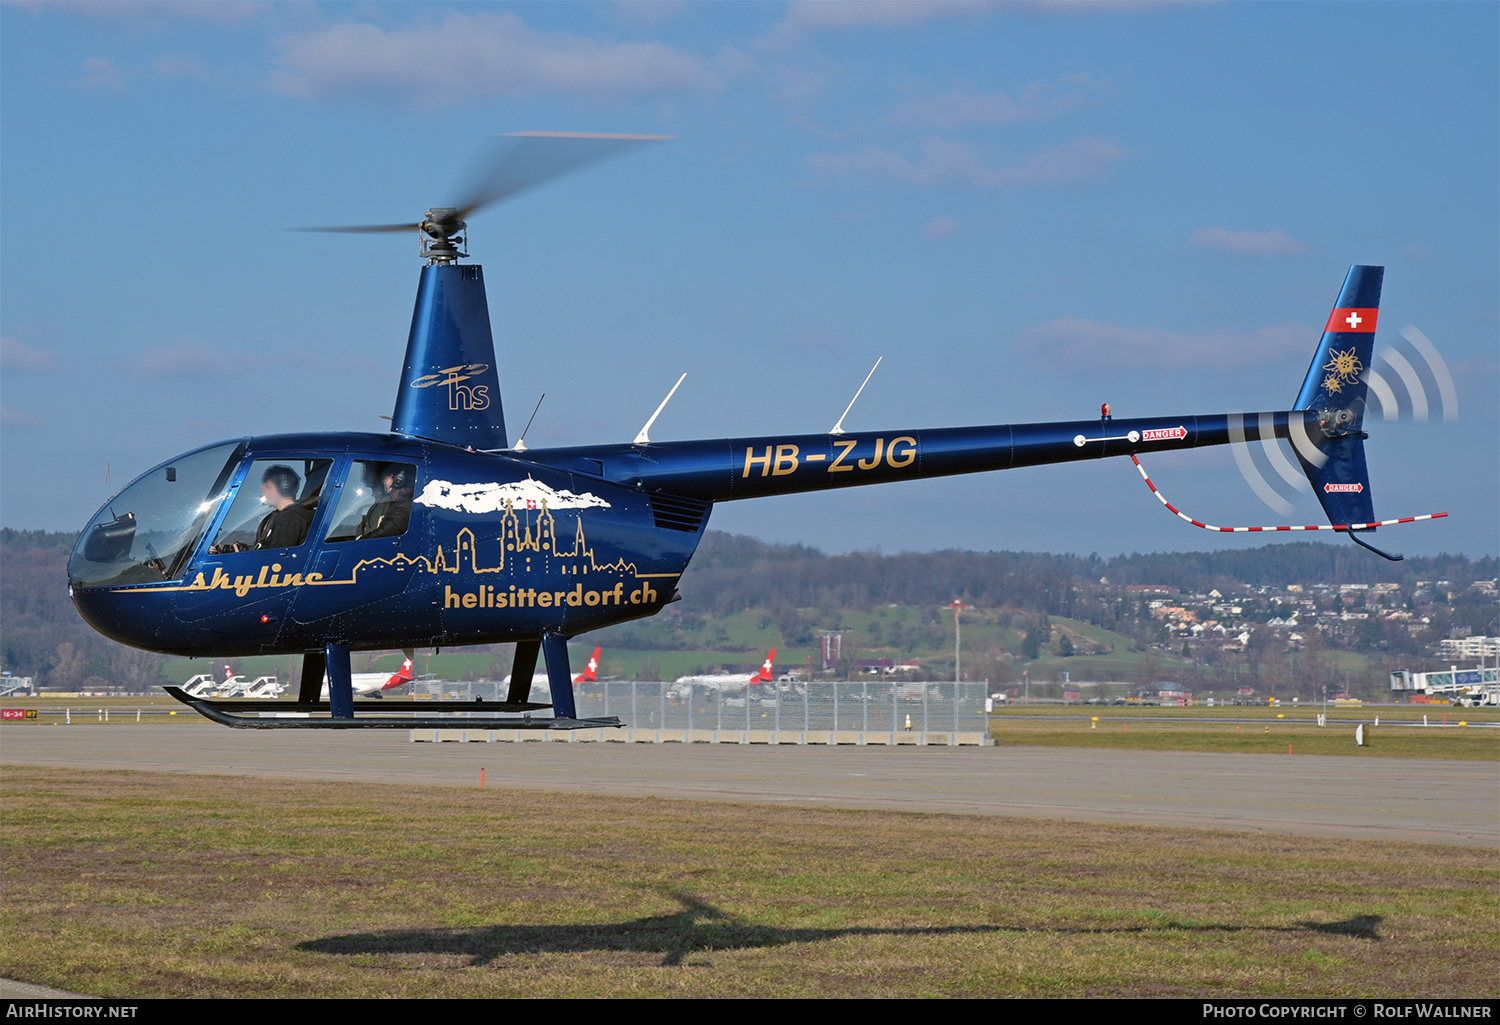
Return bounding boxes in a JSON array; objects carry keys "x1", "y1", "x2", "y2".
[{"x1": 66, "y1": 134, "x2": 1433, "y2": 731}]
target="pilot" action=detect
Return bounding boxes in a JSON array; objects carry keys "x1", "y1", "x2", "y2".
[
  {"x1": 212, "y1": 465, "x2": 313, "y2": 553},
  {"x1": 252, "y1": 465, "x2": 315, "y2": 549},
  {"x1": 357, "y1": 463, "x2": 414, "y2": 539}
]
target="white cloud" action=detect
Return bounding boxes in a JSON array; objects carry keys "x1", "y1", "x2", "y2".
[
  {"x1": 759, "y1": 1, "x2": 1151, "y2": 50},
  {"x1": 79, "y1": 56, "x2": 125, "y2": 91},
  {"x1": 612, "y1": 1, "x2": 691, "y2": 26},
  {"x1": 133, "y1": 341, "x2": 224, "y2": 378},
  {"x1": 1, "y1": 406, "x2": 42, "y2": 426},
  {"x1": 782, "y1": 0, "x2": 994, "y2": 31},
  {"x1": 271, "y1": 13, "x2": 733, "y2": 106},
  {"x1": 755, "y1": 1, "x2": 997, "y2": 53},
  {"x1": 49, "y1": 2, "x2": 266, "y2": 26},
  {"x1": 810, "y1": 136, "x2": 1126, "y2": 189},
  {"x1": 1017, "y1": 317, "x2": 1313, "y2": 371},
  {"x1": 0, "y1": 337, "x2": 58, "y2": 371},
  {"x1": 1190, "y1": 226, "x2": 1306, "y2": 256},
  {"x1": 151, "y1": 53, "x2": 208, "y2": 79},
  {"x1": 926, "y1": 216, "x2": 961, "y2": 240},
  {"x1": 888, "y1": 74, "x2": 1105, "y2": 130}
]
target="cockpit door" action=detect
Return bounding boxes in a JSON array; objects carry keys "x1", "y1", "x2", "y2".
[
  {"x1": 173, "y1": 456, "x2": 338, "y2": 635},
  {"x1": 281, "y1": 456, "x2": 439, "y2": 645}
]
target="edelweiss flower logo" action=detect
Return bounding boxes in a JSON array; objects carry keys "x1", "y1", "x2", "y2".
[{"x1": 1323, "y1": 347, "x2": 1363, "y2": 384}]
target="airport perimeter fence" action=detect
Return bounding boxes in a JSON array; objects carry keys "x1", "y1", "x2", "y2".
[{"x1": 409, "y1": 679, "x2": 992, "y2": 736}]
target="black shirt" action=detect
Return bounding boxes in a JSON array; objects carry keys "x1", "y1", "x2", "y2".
[
  {"x1": 255, "y1": 504, "x2": 314, "y2": 549},
  {"x1": 358, "y1": 495, "x2": 411, "y2": 539}
]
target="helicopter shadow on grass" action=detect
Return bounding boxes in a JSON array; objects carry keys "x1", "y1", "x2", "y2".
[{"x1": 295, "y1": 892, "x2": 1382, "y2": 967}]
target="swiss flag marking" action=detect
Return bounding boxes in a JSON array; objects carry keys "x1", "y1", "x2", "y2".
[{"x1": 1326, "y1": 308, "x2": 1378, "y2": 333}]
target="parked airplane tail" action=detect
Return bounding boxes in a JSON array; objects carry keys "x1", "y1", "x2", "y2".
[
  {"x1": 574, "y1": 646, "x2": 601, "y2": 683},
  {"x1": 382, "y1": 652, "x2": 415, "y2": 693},
  {"x1": 1291, "y1": 265, "x2": 1382, "y2": 533},
  {"x1": 751, "y1": 649, "x2": 777, "y2": 684}
]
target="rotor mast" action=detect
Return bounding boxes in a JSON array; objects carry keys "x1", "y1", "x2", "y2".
[{"x1": 417, "y1": 208, "x2": 469, "y2": 265}]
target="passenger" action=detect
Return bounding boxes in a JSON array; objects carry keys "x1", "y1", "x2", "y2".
[{"x1": 357, "y1": 463, "x2": 414, "y2": 539}]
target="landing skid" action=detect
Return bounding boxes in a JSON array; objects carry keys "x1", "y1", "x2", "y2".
[{"x1": 164, "y1": 686, "x2": 623, "y2": 731}]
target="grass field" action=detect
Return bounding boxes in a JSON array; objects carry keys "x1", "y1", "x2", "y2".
[
  {"x1": 1, "y1": 766, "x2": 1495, "y2": 998},
  {"x1": 988, "y1": 705, "x2": 1500, "y2": 761},
  {"x1": 6, "y1": 697, "x2": 1497, "y2": 764}
]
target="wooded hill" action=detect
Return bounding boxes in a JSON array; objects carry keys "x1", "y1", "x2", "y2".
[{"x1": 3, "y1": 527, "x2": 1494, "y2": 695}]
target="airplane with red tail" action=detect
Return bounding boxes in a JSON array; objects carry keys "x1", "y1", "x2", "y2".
[
  {"x1": 574, "y1": 647, "x2": 602, "y2": 684},
  {"x1": 321, "y1": 654, "x2": 414, "y2": 700},
  {"x1": 673, "y1": 650, "x2": 778, "y2": 693}
]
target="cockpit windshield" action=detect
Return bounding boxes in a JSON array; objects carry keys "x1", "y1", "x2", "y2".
[{"x1": 69, "y1": 441, "x2": 245, "y2": 588}]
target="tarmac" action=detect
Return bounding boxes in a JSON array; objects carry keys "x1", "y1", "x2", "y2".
[
  {"x1": 3, "y1": 724, "x2": 1495, "y2": 846},
  {"x1": 0, "y1": 979, "x2": 92, "y2": 999}
]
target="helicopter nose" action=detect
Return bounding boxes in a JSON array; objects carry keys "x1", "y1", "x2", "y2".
[{"x1": 71, "y1": 585, "x2": 175, "y2": 652}]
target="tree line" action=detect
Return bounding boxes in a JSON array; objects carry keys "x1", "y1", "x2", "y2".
[{"x1": 2, "y1": 526, "x2": 1494, "y2": 692}]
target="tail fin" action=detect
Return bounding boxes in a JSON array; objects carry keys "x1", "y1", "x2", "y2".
[
  {"x1": 1293, "y1": 265, "x2": 1382, "y2": 529},
  {"x1": 391, "y1": 265, "x2": 509, "y2": 448},
  {"x1": 382, "y1": 654, "x2": 415, "y2": 692},
  {"x1": 573, "y1": 647, "x2": 601, "y2": 683},
  {"x1": 752, "y1": 650, "x2": 777, "y2": 684}
]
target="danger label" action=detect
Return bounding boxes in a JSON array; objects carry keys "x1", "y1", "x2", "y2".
[
  {"x1": 1323, "y1": 482, "x2": 1364, "y2": 493},
  {"x1": 1140, "y1": 426, "x2": 1187, "y2": 442}
]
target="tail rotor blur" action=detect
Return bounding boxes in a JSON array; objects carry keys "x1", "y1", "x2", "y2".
[
  {"x1": 1228, "y1": 412, "x2": 1307, "y2": 517},
  {"x1": 1364, "y1": 324, "x2": 1459, "y2": 422}
]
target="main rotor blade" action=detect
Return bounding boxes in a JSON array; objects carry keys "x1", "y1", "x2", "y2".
[
  {"x1": 293, "y1": 222, "x2": 421, "y2": 234},
  {"x1": 455, "y1": 131, "x2": 673, "y2": 220},
  {"x1": 290, "y1": 132, "x2": 670, "y2": 236}
]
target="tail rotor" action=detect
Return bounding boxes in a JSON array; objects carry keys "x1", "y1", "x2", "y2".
[
  {"x1": 1229, "y1": 412, "x2": 1304, "y2": 516},
  {"x1": 1365, "y1": 324, "x2": 1459, "y2": 423}
]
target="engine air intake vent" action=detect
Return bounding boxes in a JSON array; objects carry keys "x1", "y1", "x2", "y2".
[{"x1": 649, "y1": 492, "x2": 710, "y2": 533}]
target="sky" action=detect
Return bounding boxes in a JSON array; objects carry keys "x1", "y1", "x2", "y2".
[{"x1": 2, "y1": 1, "x2": 1496, "y2": 561}]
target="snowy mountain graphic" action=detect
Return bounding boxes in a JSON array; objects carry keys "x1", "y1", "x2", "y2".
[{"x1": 414, "y1": 476, "x2": 611, "y2": 515}]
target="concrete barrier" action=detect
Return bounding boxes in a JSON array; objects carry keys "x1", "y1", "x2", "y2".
[{"x1": 410, "y1": 727, "x2": 992, "y2": 746}]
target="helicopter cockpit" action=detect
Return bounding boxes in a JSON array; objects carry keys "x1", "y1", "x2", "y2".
[
  {"x1": 69, "y1": 441, "x2": 246, "y2": 589},
  {"x1": 67, "y1": 444, "x2": 347, "y2": 590}
]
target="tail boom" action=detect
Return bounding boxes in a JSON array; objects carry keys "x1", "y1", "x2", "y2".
[{"x1": 529, "y1": 411, "x2": 1308, "y2": 503}]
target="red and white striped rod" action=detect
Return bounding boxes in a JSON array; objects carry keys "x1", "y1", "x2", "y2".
[{"x1": 1130, "y1": 455, "x2": 1447, "y2": 533}]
